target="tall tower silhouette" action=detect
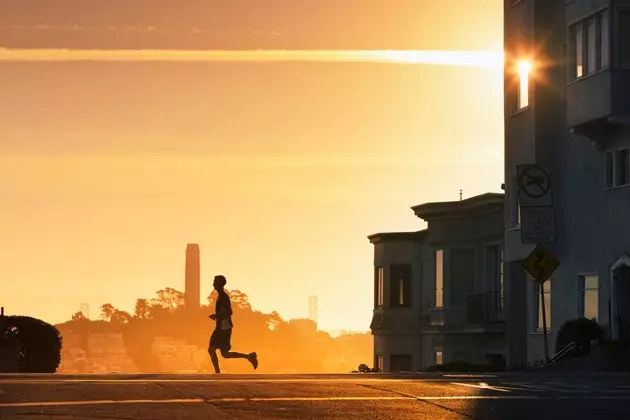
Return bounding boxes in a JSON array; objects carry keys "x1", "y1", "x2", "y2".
[
  {"x1": 185, "y1": 244, "x2": 201, "y2": 310},
  {"x1": 308, "y1": 295, "x2": 318, "y2": 326},
  {"x1": 80, "y1": 303, "x2": 90, "y2": 319}
]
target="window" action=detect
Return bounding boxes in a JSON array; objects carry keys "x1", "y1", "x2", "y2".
[
  {"x1": 619, "y1": 10, "x2": 630, "y2": 68},
  {"x1": 374, "y1": 267, "x2": 384, "y2": 308},
  {"x1": 580, "y1": 275, "x2": 599, "y2": 321},
  {"x1": 600, "y1": 10, "x2": 610, "y2": 69},
  {"x1": 435, "y1": 250, "x2": 444, "y2": 308},
  {"x1": 435, "y1": 351, "x2": 443, "y2": 366},
  {"x1": 569, "y1": 10, "x2": 610, "y2": 81},
  {"x1": 517, "y1": 61, "x2": 531, "y2": 109},
  {"x1": 500, "y1": 249, "x2": 504, "y2": 311},
  {"x1": 374, "y1": 354, "x2": 383, "y2": 372},
  {"x1": 486, "y1": 245, "x2": 504, "y2": 313},
  {"x1": 390, "y1": 264, "x2": 412, "y2": 307},
  {"x1": 534, "y1": 280, "x2": 551, "y2": 332},
  {"x1": 605, "y1": 149, "x2": 630, "y2": 188}
]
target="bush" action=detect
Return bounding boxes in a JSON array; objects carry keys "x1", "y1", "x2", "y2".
[
  {"x1": 3, "y1": 316, "x2": 62, "y2": 373},
  {"x1": 555, "y1": 318, "x2": 603, "y2": 355}
]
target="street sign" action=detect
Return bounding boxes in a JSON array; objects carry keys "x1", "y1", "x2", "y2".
[
  {"x1": 520, "y1": 207, "x2": 557, "y2": 244},
  {"x1": 522, "y1": 246, "x2": 560, "y2": 283},
  {"x1": 517, "y1": 165, "x2": 553, "y2": 207}
]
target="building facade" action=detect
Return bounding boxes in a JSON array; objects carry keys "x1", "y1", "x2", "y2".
[
  {"x1": 369, "y1": 193, "x2": 505, "y2": 372},
  {"x1": 504, "y1": 0, "x2": 630, "y2": 366}
]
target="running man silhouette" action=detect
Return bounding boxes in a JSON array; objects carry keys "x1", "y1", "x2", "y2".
[{"x1": 208, "y1": 275, "x2": 258, "y2": 373}]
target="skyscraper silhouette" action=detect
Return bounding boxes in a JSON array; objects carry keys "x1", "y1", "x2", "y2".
[
  {"x1": 185, "y1": 244, "x2": 200, "y2": 310},
  {"x1": 309, "y1": 295, "x2": 318, "y2": 326}
]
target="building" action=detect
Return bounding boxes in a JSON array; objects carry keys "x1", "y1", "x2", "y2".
[
  {"x1": 503, "y1": 0, "x2": 630, "y2": 366},
  {"x1": 368, "y1": 193, "x2": 505, "y2": 372},
  {"x1": 87, "y1": 333, "x2": 136, "y2": 372},
  {"x1": 185, "y1": 244, "x2": 201, "y2": 310},
  {"x1": 308, "y1": 296, "x2": 318, "y2": 324}
]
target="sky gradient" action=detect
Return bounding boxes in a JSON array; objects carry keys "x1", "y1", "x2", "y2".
[{"x1": 0, "y1": 1, "x2": 504, "y2": 332}]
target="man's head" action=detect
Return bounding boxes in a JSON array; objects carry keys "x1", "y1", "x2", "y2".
[{"x1": 213, "y1": 275, "x2": 227, "y2": 291}]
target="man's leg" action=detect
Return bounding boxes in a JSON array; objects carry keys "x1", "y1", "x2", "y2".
[
  {"x1": 208, "y1": 347, "x2": 221, "y2": 374},
  {"x1": 220, "y1": 349, "x2": 258, "y2": 369}
]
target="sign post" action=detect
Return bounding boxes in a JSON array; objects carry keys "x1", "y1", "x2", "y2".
[
  {"x1": 517, "y1": 165, "x2": 556, "y2": 245},
  {"x1": 518, "y1": 164, "x2": 558, "y2": 365},
  {"x1": 522, "y1": 245, "x2": 559, "y2": 365}
]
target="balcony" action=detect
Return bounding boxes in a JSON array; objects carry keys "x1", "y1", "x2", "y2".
[{"x1": 466, "y1": 292, "x2": 505, "y2": 328}]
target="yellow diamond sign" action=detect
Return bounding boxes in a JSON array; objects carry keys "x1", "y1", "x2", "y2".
[{"x1": 522, "y1": 246, "x2": 560, "y2": 283}]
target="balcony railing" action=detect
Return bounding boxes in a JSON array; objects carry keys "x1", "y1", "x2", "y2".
[{"x1": 466, "y1": 292, "x2": 504, "y2": 326}]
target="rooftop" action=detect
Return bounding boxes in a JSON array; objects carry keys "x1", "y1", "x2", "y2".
[
  {"x1": 412, "y1": 192, "x2": 504, "y2": 221},
  {"x1": 367, "y1": 229, "x2": 428, "y2": 244}
]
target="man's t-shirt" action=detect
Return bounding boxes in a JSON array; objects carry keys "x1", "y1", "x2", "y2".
[{"x1": 216, "y1": 290, "x2": 234, "y2": 330}]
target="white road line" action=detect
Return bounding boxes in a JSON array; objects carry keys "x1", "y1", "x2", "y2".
[
  {"x1": 3, "y1": 394, "x2": 630, "y2": 408},
  {"x1": 451, "y1": 382, "x2": 512, "y2": 393},
  {"x1": 0, "y1": 378, "x2": 482, "y2": 384},
  {"x1": 544, "y1": 382, "x2": 591, "y2": 393}
]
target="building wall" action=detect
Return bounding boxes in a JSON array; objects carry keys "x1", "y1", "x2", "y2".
[{"x1": 504, "y1": 0, "x2": 630, "y2": 364}]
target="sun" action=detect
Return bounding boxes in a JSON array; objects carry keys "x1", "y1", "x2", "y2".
[{"x1": 518, "y1": 60, "x2": 532, "y2": 76}]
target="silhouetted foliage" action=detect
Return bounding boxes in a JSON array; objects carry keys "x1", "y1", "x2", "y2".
[
  {"x1": 555, "y1": 317, "x2": 604, "y2": 355},
  {"x1": 3, "y1": 316, "x2": 62, "y2": 373},
  {"x1": 56, "y1": 287, "x2": 372, "y2": 373}
]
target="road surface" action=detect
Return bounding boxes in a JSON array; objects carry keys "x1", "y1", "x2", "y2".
[{"x1": 1, "y1": 372, "x2": 629, "y2": 419}]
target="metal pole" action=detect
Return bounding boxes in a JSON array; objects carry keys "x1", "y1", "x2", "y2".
[{"x1": 540, "y1": 281, "x2": 550, "y2": 364}]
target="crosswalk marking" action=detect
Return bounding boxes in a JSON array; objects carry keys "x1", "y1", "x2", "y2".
[
  {"x1": 450, "y1": 382, "x2": 512, "y2": 392},
  {"x1": 451, "y1": 381, "x2": 630, "y2": 395}
]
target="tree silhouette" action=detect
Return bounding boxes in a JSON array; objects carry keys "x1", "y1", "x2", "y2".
[
  {"x1": 100, "y1": 303, "x2": 115, "y2": 322},
  {"x1": 152, "y1": 288, "x2": 184, "y2": 310},
  {"x1": 55, "y1": 286, "x2": 371, "y2": 373},
  {"x1": 71, "y1": 311, "x2": 87, "y2": 321},
  {"x1": 134, "y1": 299, "x2": 150, "y2": 319}
]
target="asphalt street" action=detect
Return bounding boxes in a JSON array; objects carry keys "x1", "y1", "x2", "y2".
[{"x1": 1, "y1": 372, "x2": 629, "y2": 419}]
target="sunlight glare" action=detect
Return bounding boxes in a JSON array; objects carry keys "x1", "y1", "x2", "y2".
[{"x1": 0, "y1": 48, "x2": 503, "y2": 68}]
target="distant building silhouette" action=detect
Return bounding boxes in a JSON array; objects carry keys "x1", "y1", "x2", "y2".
[
  {"x1": 185, "y1": 244, "x2": 200, "y2": 310},
  {"x1": 80, "y1": 303, "x2": 90, "y2": 319},
  {"x1": 308, "y1": 295, "x2": 318, "y2": 326}
]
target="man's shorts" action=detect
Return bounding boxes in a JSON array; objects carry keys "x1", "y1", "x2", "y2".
[{"x1": 209, "y1": 328, "x2": 232, "y2": 352}]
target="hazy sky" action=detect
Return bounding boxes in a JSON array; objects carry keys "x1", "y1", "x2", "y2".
[{"x1": 0, "y1": 1, "x2": 503, "y2": 332}]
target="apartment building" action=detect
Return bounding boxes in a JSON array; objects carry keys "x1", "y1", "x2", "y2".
[
  {"x1": 368, "y1": 193, "x2": 505, "y2": 372},
  {"x1": 504, "y1": 0, "x2": 630, "y2": 366}
]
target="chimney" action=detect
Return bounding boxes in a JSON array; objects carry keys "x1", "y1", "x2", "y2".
[{"x1": 185, "y1": 244, "x2": 201, "y2": 310}]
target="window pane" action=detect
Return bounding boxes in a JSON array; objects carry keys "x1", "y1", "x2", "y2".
[
  {"x1": 537, "y1": 281, "x2": 551, "y2": 331},
  {"x1": 436, "y1": 250, "x2": 444, "y2": 308},
  {"x1": 615, "y1": 149, "x2": 630, "y2": 186},
  {"x1": 619, "y1": 11, "x2": 630, "y2": 68},
  {"x1": 584, "y1": 289, "x2": 599, "y2": 321},
  {"x1": 601, "y1": 11, "x2": 610, "y2": 68},
  {"x1": 375, "y1": 267, "x2": 384, "y2": 307},
  {"x1": 576, "y1": 23, "x2": 584, "y2": 77},
  {"x1": 399, "y1": 278, "x2": 405, "y2": 305},
  {"x1": 518, "y1": 68, "x2": 529, "y2": 108},
  {"x1": 606, "y1": 152, "x2": 614, "y2": 188},
  {"x1": 436, "y1": 351, "x2": 443, "y2": 365},
  {"x1": 587, "y1": 17, "x2": 597, "y2": 73},
  {"x1": 584, "y1": 275, "x2": 598, "y2": 290}
]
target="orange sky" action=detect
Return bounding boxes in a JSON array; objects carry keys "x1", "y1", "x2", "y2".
[{"x1": 0, "y1": 1, "x2": 503, "y2": 332}]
